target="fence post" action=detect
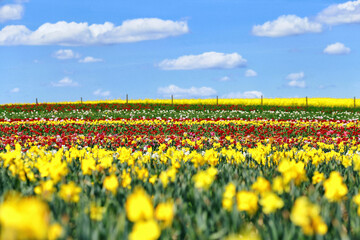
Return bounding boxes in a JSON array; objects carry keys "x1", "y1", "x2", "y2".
[
  {"x1": 81, "y1": 97, "x2": 83, "y2": 104},
  {"x1": 126, "y1": 94, "x2": 128, "y2": 104},
  {"x1": 216, "y1": 96, "x2": 218, "y2": 105},
  {"x1": 354, "y1": 97, "x2": 356, "y2": 109},
  {"x1": 306, "y1": 96, "x2": 308, "y2": 107},
  {"x1": 36, "y1": 98, "x2": 38, "y2": 104},
  {"x1": 171, "y1": 95, "x2": 173, "y2": 105},
  {"x1": 261, "y1": 95, "x2": 263, "y2": 106}
]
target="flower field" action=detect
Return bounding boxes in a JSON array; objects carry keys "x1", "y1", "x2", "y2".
[{"x1": 1, "y1": 101, "x2": 360, "y2": 239}]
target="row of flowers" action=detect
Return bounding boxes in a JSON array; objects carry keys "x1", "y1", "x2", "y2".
[
  {"x1": 0, "y1": 118, "x2": 358, "y2": 151},
  {"x1": 1, "y1": 142, "x2": 360, "y2": 239},
  {"x1": 2, "y1": 108, "x2": 360, "y2": 120}
]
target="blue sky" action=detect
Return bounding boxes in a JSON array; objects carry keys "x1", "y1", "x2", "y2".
[{"x1": 0, "y1": 0, "x2": 360, "y2": 103}]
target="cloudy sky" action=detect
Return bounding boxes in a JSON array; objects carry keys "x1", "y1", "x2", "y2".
[{"x1": 1, "y1": 0, "x2": 360, "y2": 103}]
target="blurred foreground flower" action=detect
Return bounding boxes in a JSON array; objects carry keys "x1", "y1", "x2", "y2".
[
  {"x1": 278, "y1": 158, "x2": 307, "y2": 185},
  {"x1": 251, "y1": 177, "x2": 271, "y2": 195},
  {"x1": 34, "y1": 180, "x2": 55, "y2": 200},
  {"x1": 312, "y1": 171, "x2": 325, "y2": 184},
  {"x1": 155, "y1": 201, "x2": 174, "y2": 227},
  {"x1": 103, "y1": 174, "x2": 119, "y2": 194},
  {"x1": 222, "y1": 183, "x2": 236, "y2": 211},
  {"x1": 193, "y1": 167, "x2": 218, "y2": 190},
  {"x1": 48, "y1": 223, "x2": 63, "y2": 240},
  {"x1": 126, "y1": 187, "x2": 154, "y2": 222},
  {"x1": 225, "y1": 224, "x2": 261, "y2": 240},
  {"x1": 272, "y1": 176, "x2": 289, "y2": 194},
  {"x1": 259, "y1": 192, "x2": 284, "y2": 214},
  {"x1": 324, "y1": 171, "x2": 348, "y2": 202},
  {"x1": 291, "y1": 196, "x2": 327, "y2": 235},
  {"x1": 59, "y1": 181, "x2": 81, "y2": 203},
  {"x1": 0, "y1": 193, "x2": 50, "y2": 240},
  {"x1": 236, "y1": 191, "x2": 258, "y2": 215},
  {"x1": 129, "y1": 219, "x2": 160, "y2": 240},
  {"x1": 90, "y1": 203, "x2": 106, "y2": 221},
  {"x1": 353, "y1": 193, "x2": 360, "y2": 215}
]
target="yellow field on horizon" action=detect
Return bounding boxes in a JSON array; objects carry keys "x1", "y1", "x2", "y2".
[{"x1": 1, "y1": 97, "x2": 359, "y2": 108}]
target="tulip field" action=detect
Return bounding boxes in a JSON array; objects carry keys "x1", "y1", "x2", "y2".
[{"x1": 2, "y1": 100, "x2": 360, "y2": 239}]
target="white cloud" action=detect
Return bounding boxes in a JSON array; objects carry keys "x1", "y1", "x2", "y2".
[
  {"x1": 51, "y1": 77, "x2": 79, "y2": 87},
  {"x1": 219, "y1": 76, "x2": 230, "y2": 82},
  {"x1": 245, "y1": 69, "x2": 257, "y2": 77},
  {"x1": 0, "y1": 18, "x2": 189, "y2": 46},
  {"x1": 158, "y1": 52, "x2": 247, "y2": 70},
  {"x1": 53, "y1": 49, "x2": 80, "y2": 60},
  {"x1": 222, "y1": 91, "x2": 263, "y2": 99},
  {"x1": 158, "y1": 84, "x2": 217, "y2": 98},
  {"x1": 317, "y1": 0, "x2": 360, "y2": 25},
  {"x1": 323, "y1": 42, "x2": 351, "y2": 55},
  {"x1": 252, "y1": 15, "x2": 322, "y2": 37},
  {"x1": 288, "y1": 80, "x2": 306, "y2": 88},
  {"x1": 10, "y1": 87, "x2": 19, "y2": 93},
  {"x1": 93, "y1": 89, "x2": 111, "y2": 97},
  {"x1": 79, "y1": 56, "x2": 103, "y2": 63},
  {"x1": 286, "y1": 72, "x2": 304, "y2": 81},
  {"x1": 0, "y1": 4, "x2": 23, "y2": 23},
  {"x1": 286, "y1": 72, "x2": 306, "y2": 88}
]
